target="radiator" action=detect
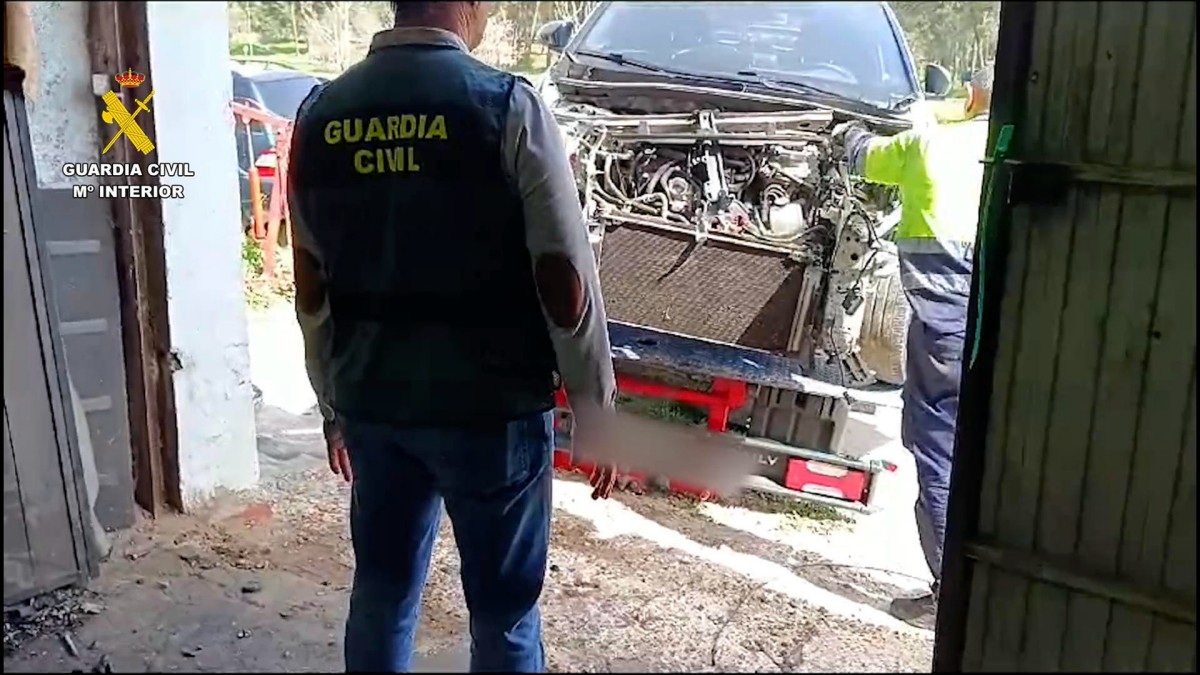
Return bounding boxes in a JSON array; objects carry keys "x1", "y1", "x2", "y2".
[{"x1": 597, "y1": 224, "x2": 806, "y2": 352}]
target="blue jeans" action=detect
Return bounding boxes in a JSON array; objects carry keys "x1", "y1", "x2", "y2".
[{"x1": 340, "y1": 410, "x2": 554, "y2": 673}]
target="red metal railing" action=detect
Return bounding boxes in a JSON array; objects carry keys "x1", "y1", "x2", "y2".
[{"x1": 231, "y1": 100, "x2": 292, "y2": 278}]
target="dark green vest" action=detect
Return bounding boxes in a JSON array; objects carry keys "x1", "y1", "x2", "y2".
[{"x1": 290, "y1": 43, "x2": 557, "y2": 427}]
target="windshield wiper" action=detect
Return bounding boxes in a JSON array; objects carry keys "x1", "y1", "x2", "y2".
[
  {"x1": 574, "y1": 50, "x2": 748, "y2": 88},
  {"x1": 735, "y1": 71, "x2": 845, "y2": 100},
  {"x1": 574, "y1": 50, "x2": 674, "y2": 74}
]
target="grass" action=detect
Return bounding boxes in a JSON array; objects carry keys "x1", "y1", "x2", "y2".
[
  {"x1": 737, "y1": 491, "x2": 855, "y2": 525},
  {"x1": 666, "y1": 484, "x2": 853, "y2": 525},
  {"x1": 242, "y1": 234, "x2": 294, "y2": 310},
  {"x1": 615, "y1": 393, "x2": 708, "y2": 426}
]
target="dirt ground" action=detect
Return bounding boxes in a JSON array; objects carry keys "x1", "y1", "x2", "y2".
[
  {"x1": 3, "y1": 303, "x2": 936, "y2": 673},
  {"x1": 4, "y1": 467, "x2": 934, "y2": 673}
]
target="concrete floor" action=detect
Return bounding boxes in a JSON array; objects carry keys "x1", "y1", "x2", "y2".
[{"x1": 3, "y1": 303, "x2": 934, "y2": 673}]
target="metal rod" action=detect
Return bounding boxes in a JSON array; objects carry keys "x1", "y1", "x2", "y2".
[{"x1": 997, "y1": 158, "x2": 1196, "y2": 188}]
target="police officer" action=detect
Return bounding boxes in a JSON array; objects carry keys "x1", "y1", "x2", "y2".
[
  {"x1": 833, "y1": 67, "x2": 993, "y2": 627},
  {"x1": 287, "y1": 2, "x2": 618, "y2": 671}
]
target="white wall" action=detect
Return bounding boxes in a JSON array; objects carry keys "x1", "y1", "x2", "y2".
[
  {"x1": 24, "y1": 1, "x2": 98, "y2": 188},
  {"x1": 146, "y1": 1, "x2": 259, "y2": 508}
]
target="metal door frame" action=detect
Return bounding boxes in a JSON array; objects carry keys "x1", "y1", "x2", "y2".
[{"x1": 4, "y1": 64, "x2": 99, "y2": 604}]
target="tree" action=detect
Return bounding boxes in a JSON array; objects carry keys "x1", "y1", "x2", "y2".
[
  {"x1": 890, "y1": 2, "x2": 1001, "y2": 78},
  {"x1": 476, "y1": 11, "x2": 520, "y2": 69},
  {"x1": 226, "y1": 1, "x2": 998, "y2": 82},
  {"x1": 302, "y1": 2, "x2": 389, "y2": 71}
]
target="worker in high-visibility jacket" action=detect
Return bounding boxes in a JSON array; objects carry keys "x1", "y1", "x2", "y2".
[{"x1": 833, "y1": 66, "x2": 993, "y2": 627}]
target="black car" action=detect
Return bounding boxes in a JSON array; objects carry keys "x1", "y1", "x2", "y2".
[
  {"x1": 535, "y1": 1, "x2": 953, "y2": 387},
  {"x1": 231, "y1": 67, "x2": 327, "y2": 230}
]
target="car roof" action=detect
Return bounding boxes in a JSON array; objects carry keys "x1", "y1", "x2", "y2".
[{"x1": 230, "y1": 61, "x2": 259, "y2": 76}]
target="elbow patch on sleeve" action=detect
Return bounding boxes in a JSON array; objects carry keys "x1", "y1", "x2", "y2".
[{"x1": 534, "y1": 253, "x2": 585, "y2": 329}]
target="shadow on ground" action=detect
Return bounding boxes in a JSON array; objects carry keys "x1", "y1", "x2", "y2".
[{"x1": 255, "y1": 404, "x2": 327, "y2": 479}]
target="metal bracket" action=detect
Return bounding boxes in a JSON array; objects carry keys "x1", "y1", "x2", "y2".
[
  {"x1": 1006, "y1": 160, "x2": 1072, "y2": 207},
  {"x1": 1005, "y1": 158, "x2": 1197, "y2": 207}
]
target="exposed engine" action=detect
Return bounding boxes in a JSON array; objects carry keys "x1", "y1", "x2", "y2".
[
  {"x1": 560, "y1": 105, "x2": 895, "y2": 256},
  {"x1": 557, "y1": 105, "x2": 900, "y2": 383}
]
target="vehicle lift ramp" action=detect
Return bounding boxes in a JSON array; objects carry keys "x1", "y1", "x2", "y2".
[{"x1": 553, "y1": 322, "x2": 898, "y2": 513}]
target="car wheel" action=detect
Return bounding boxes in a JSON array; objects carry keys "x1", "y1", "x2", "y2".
[{"x1": 859, "y1": 261, "x2": 910, "y2": 386}]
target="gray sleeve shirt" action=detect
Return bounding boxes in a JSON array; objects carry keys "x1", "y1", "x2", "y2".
[{"x1": 502, "y1": 78, "x2": 617, "y2": 420}]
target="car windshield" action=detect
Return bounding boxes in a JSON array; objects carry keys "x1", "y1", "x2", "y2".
[
  {"x1": 574, "y1": 1, "x2": 917, "y2": 109},
  {"x1": 253, "y1": 76, "x2": 320, "y2": 119}
]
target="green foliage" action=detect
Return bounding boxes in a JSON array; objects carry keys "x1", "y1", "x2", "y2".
[
  {"x1": 242, "y1": 236, "x2": 296, "y2": 310},
  {"x1": 242, "y1": 232, "x2": 265, "y2": 276},
  {"x1": 228, "y1": 1, "x2": 391, "y2": 73},
  {"x1": 889, "y1": 1, "x2": 1001, "y2": 76}
]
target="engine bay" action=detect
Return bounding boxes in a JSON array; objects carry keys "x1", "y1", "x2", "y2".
[
  {"x1": 556, "y1": 104, "x2": 902, "y2": 384},
  {"x1": 559, "y1": 105, "x2": 896, "y2": 253}
]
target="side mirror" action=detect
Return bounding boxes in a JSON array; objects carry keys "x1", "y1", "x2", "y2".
[
  {"x1": 923, "y1": 63, "x2": 952, "y2": 98},
  {"x1": 536, "y1": 20, "x2": 575, "y2": 52}
]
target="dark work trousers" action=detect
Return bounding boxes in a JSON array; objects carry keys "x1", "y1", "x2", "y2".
[
  {"x1": 340, "y1": 410, "x2": 554, "y2": 673},
  {"x1": 897, "y1": 238, "x2": 974, "y2": 583}
]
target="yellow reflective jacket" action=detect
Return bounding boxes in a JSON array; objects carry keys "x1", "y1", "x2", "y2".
[{"x1": 860, "y1": 117, "x2": 990, "y2": 244}]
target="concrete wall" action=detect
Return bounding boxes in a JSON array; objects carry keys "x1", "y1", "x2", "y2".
[
  {"x1": 24, "y1": 1, "x2": 98, "y2": 189},
  {"x1": 146, "y1": 1, "x2": 259, "y2": 508}
]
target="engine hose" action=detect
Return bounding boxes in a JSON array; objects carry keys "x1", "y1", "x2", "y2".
[
  {"x1": 602, "y1": 154, "x2": 615, "y2": 186},
  {"x1": 634, "y1": 193, "x2": 672, "y2": 218},
  {"x1": 596, "y1": 185, "x2": 672, "y2": 221},
  {"x1": 628, "y1": 193, "x2": 670, "y2": 218},
  {"x1": 602, "y1": 155, "x2": 629, "y2": 201},
  {"x1": 594, "y1": 186, "x2": 627, "y2": 207},
  {"x1": 647, "y1": 160, "x2": 678, "y2": 194}
]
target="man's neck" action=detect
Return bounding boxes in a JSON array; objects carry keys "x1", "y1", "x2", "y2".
[{"x1": 395, "y1": 20, "x2": 468, "y2": 45}]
